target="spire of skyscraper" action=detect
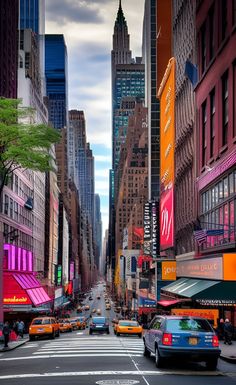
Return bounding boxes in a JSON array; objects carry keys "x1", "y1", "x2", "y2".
[{"x1": 115, "y1": 0, "x2": 126, "y2": 26}]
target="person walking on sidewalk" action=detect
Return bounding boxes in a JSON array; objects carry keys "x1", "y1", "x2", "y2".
[
  {"x1": 2, "y1": 322, "x2": 10, "y2": 348},
  {"x1": 217, "y1": 318, "x2": 225, "y2": 340},
  {"x1": 17, "y1": 320, "x2": 25, "y2": 338},
  {"x1": 224, "y1": 318, "x2": 233, "y2": 345}
]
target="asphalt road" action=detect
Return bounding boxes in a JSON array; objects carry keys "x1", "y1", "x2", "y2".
[{"x1": 0, "y1": 283, "x2": 235, "y2": 385}]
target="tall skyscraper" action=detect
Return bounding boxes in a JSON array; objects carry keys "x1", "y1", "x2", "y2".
[
  {"x1": 142, "y1": 0, "x2": 159, "y2": 201},
  {"x1": 0, "y1": 0, "x2": 18, "y2": 98},
  {"x1": 109, "y1": 1, "x2": 145, "y2": 273},
  {"x1": 45, "y1": 35, "x2": 68, "y2": 130},
  {"x1": 94, "y1": 194, "x2": 102, "y2": 269},
  {"x1": 20, "y1": 0, "x2": 45, "y2": 34},
  {"x1": 68, "y1": 110, "x2": 95, "y2": 228}
]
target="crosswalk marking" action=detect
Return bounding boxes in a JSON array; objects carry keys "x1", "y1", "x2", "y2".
[{"x1": 33, "y1": 337, "x2": 143, "y2": 356}]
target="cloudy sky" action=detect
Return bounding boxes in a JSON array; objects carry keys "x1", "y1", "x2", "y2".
[{"x1": 45, "y1": 0, "x2": 145, "y2": 235}]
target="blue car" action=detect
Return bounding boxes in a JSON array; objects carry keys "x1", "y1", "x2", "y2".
[
  {"x1": 89, "y1": 317, "x2": 109, "y2": 335},
  {"x1": 143, "y1": 315, "x2": 221, "y2": 369}
]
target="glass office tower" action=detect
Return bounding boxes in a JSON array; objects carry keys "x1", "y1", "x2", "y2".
[{"x1": 45, "y1": 35, "x2": 68, "y2": 129}]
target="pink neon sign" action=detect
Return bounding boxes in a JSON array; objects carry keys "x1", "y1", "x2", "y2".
[{"x1": 4, "y1": 244, "x2": 33, "y2": 273}]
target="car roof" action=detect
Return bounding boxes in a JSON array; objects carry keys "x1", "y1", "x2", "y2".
[
  {"x1": 153, "y1": 315, "x2": 210, "y2": 321},
  {"x1": 92, "y1": 316, "x2": 106, "y2": 320}
]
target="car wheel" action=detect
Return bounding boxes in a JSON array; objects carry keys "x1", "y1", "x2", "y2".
[
  {"x1": 116, "y1": 332, "x2": 120, "y2": 336},
  {"x1": 138, "y1": 333, "x2": 142, "y2": 338},
  {"x1": 29, "y1": 335, "x2": 35, "y2": 341},
  {"x1": 206, "y1": 358, "x2": 218, "y2": 370},
  {"x1": 143, "y1": 342, "x2": 150, "y2": 357},
  {"x1": 155, "y1": 346, "x2": 164, "y2": 368}
]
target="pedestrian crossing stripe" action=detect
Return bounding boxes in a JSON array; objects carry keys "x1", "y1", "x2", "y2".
[{"x1": 33, "y1": 350, "x2": 143, "y2": 355}]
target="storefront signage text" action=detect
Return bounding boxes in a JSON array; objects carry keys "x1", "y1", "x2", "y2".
[
  {"x1": 3, "y1": 296, "x2": 29, "y2": 304},
  {"x1": 177, "y1": 257, "x2": 223, "y2": 279}
]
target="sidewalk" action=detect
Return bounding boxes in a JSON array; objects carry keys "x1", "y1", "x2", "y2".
[
  {"x1": 0, "y1": 335, "x2": 29, "y2": 352},
  {"x1": 219, "y1": 341, "x2": 236, "y2": 363}
]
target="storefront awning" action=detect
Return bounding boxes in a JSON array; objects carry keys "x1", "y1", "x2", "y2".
[
  {"x1": 161, "y1": 277, "x2": 236, "y2": 301},
  {"x1": 13, "y1": 273, "x2": 51, "y2": 306}
]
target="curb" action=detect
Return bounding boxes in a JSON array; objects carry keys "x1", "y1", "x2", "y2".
[
  {"x1": 0, "y1": 338, "x2": 29, "y2": 352},
  {"x1": 220, "y1": 354, "x2": 236, "y2": 364}
]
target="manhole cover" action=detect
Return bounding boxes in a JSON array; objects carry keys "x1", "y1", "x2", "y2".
[{"x1": 96, "y1": 381, "x2": 139, "y2": 385}]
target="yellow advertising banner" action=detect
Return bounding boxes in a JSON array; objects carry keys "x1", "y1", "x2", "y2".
[
  {"x1": 223, "y1": 253, "x2": 236, "y2": 280},
  {"x1": 171, "y1": 308, "x2": 219, "y2": 328},
  {"x1": 162, "y1": 261, "x2": 176, "y2": 280}
]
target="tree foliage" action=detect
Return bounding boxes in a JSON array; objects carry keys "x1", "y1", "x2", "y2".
[{"x1": 0, "y1": 97, "x2": 60, "y2": 196}]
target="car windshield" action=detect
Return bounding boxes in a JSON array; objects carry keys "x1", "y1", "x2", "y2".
[
  {"x1": 93, "y1": 317, "x2": 106, "y2": 324},
  {"x1": 166, "y1": 318, "x2": 212, "y2": 332},
  {"x1": 32, "y1": 319, "x2": 50, "y2": 325},
  {"x1": 119, "y1": 321, "x2": 138, "y2": 327}
]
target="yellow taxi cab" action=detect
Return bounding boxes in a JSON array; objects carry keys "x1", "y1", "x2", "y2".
[
  {"x1": 29, "y1": 317, "x2": 60, "y2": 340},
  {"x1": 76, "y1": 316, "x2": 86, "y2": 329},
  {"x1": 115, "y1": 320, "x2": 143, "y2": 338},
  {"x1": 70, "y1": 318, "x2": 79, "y2": 330},
  {"x1": 58, "y1": 319, "x2": 73, "y2": 333}
]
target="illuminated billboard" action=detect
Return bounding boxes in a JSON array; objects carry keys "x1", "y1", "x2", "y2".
[{"x1": 158, "y1": 57, "x2": 175, "y2": 249}]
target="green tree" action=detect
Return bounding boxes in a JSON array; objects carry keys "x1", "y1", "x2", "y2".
[{"x1": 0, "y1": 97, "x2": 60, "y2": 197}]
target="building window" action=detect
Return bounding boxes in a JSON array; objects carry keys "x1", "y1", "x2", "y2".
[
  {"x1": 202, "y1": 101, "x2": 207, "y2": 166},
  {"x1": 233, "y1": 0, "x2": 236, "y2": 25},
  {"x1": 210, "y1": 89, "x2": 215, "y2": 157},
  {"x1": 221, "y1": 0, "x2": 228, "y2": 40},
  {"x1": 209, "y1": 6, "x2": 215, "y2": 60},
  {"x1": 4, "y1": 195, "x2": 9, "y2": 215},
  {"x1": 201, "y1": 23, "x2": 206, "y2": 73},
  {"x1": 234, "y1": 63, "x2": 236, "y2": 137},
  {"x1": 222, "y1": 72, "x2": 228, "y2": 146}
]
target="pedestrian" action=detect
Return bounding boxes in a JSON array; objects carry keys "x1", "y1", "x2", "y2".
[
  {"x1": 2, "y1": 321, "x2": 10, "y2": 348},
  {"x1": 224, "y1": 318, "x2": 233, "y2": 345},
  {"x1": 217, "y1": 318, "x2": 225, "y2": 340},
  {"x1": 17, "y1": 320, "x2": 25, "y2": 338}
]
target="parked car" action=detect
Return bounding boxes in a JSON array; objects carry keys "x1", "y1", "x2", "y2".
[
  {"x1": 143, "y1": 315, "x2": 221, "y2": 369},
  {"x1": 29, "y1": 317, "x2": 60, "y2": 340},
  {"x1": 89, "y1": 317, "x2": 109, "y2": 335},
  {"x1": 115, "y1": 320, "x2": 143, "y2": 337}
]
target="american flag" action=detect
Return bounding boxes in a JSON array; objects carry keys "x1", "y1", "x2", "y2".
[{"x1": 193, "y1": 229, "x2": 207, "y2": 245}]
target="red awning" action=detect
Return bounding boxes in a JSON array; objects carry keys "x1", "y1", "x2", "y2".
[
  {"x1": 157, "y1": 299, "x2": 187, "y2": 307},
  {"x1": 13, "y1": 273, "x2": 51, "y2": 306}
]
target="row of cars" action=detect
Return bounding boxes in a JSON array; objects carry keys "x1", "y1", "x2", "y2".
[{"x1": 29, "y1": 316, "x2": 87, "y2": 341}]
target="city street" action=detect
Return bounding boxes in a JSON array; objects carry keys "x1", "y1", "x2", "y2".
[{"x1": 0, "y1": 284, "x2": 235, "y2": 385}]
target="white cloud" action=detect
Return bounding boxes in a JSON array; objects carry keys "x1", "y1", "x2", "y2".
[
  {"x1": 95, "y1": 155, "x2": 111, "y2": 163},
  {"x1": 95, "y1": 169, "x2": 110, "y2": 178}
]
